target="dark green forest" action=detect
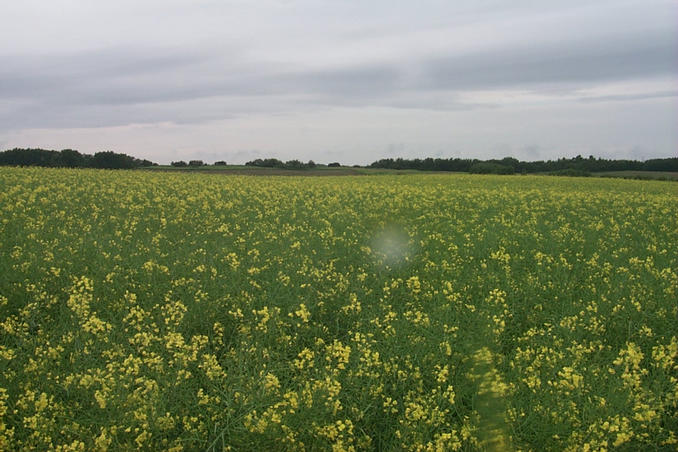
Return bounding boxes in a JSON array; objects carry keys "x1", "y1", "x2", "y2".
[
  {"x1": 0, "y1": 148, "x2": 156, "y2": 169},
  {"x1": 367, "y1": 155, "x2": 678, "y2": 175}
]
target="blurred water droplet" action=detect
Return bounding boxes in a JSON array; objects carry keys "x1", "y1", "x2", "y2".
[{"x1": 371, "y1": 225, "x2": 411, "y2": 269}]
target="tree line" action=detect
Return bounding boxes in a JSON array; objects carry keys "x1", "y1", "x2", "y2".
[
  {"x1": 0, "y1": 148, "x2": 156, "y2": 169},
  {"x1": 170, "y1": 160, "x2": 227, "y2": 167},
  {"x1": 245, "y1": 158, "x2": 318, "y2": 169},
  {"x1": 368, "y1": 155, "x2": 678, "y2": 175},
  {"x1": 3, "y1": 148, "x2": 676, "y2": 174}
]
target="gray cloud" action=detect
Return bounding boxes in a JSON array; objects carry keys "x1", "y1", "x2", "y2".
[
  {"x1": 578, "y1": 90, "x2": 678, "y2": 103},
  {"x1": 1, "y1": 0, "x2": 676, "y2": 162},
  {"x1": 3, "y1": 26, "x2": 674, "y2": 131},
  {"x1": 4, "y1": 26, "x2": 675, "y2": 105},
  {"x1": 422, "y1": 29, "x2": 677, "y2": 91},
  {"x1": 292, "y1": 65, "x2": 401, "y2": 98},
  {"x1": 1, "y1": 48, "x2": 207, "y2": 90}
]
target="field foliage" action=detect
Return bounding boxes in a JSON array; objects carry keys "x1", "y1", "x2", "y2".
[{"x1": 0, "y1": 168, "x2": 676, "y2": 451}]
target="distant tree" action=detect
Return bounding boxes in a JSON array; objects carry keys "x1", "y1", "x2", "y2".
[
  {"x1": 188, "y1": 160, "x2": 204, "y2": 167},
  {"x1": 0, "y1": 148, "x2": 55, "y2": 166},
  {"x1": 57, "y1": 149, "x2": 86, "y2": 167},
  {"x1": 92, "y1": 151, "x2": 136, "y2": 169},
  {"x1": 643, "y1": 158, "x2": 678, "y2": 172},
  {"x1": 284, "y1": 159, "x2": 304, "y2": 169},
  {"x1": 421, "y1": 158, "x2": 435, "y2": 171},
  {"x1": 245, "y1": 158, "x2": 285, "y2": 168},
  {"x1": 367, "y1": 155, "x2": 678, "y2": 174},
  {"x1": 171, "y1": 160, "x2": 188, "y2": 167},
  {"x1": 469, "y1": 162, "x2": 514, "y2": 175},
  {"x1": 306, "y1": 160, "x2": 317, "y2": 168},
  {"x1": 214, "y1": 161, "x2": 227, "y2": 166},
  {"x1": 0, "y1": 148, "x2": 156, "y2": 168},
  {"x1": 136, "y1": 159, "x2": 155, "y2": 167},
  {"x1": 328, "y1": 162, "x2": 341, "y2": 167},
  {"x1": 499, "y1": 157, "x2": 519, "y2": 171}
]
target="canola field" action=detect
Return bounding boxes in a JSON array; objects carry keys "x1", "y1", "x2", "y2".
[{"x1": 0, "y1": 167, "x2": 676, "y2": 451}]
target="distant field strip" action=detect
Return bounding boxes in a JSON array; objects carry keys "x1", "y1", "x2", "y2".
[{"x1": 0, "y1": 168, "x2": 676, "y2": 451}]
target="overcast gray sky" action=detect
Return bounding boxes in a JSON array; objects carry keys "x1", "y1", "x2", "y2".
[{"x1": 1, "y1": 0, "x2": 676, "y2": 164}]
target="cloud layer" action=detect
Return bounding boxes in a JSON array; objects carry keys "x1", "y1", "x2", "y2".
[{"x1": 1, "y1": 0, "x2": 676, "y2": 163}]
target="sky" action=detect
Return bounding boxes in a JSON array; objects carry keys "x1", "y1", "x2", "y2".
[{"x1": 1, "y1": 0, "x2": 676, "y2": 165}]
